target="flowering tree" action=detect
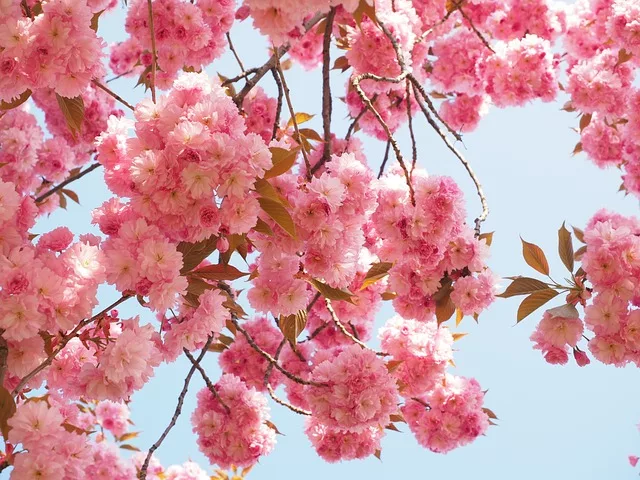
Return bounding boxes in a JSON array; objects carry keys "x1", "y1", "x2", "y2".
[{"x1": 0, "y1": 0, "x2": 639, "y2": 477}]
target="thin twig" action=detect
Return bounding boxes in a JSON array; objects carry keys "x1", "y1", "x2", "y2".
[
  {"x1": 264, "y1": 339, "x2": 312, "y2": 415},
  {"x1": 324, "y1": 299, "x2": 387, "y2": 356},
  {"x1": 459, "y1": 7, "x2": 495, "y2": 53},
  {"x1": 411, "y1": 84, "x2": 488, "y2": 236},
  {"x1": 344, "y1": 102, "x2": 370, "y2": 142},
  {"x1": 301, "y1": 322, "x2": 328, "y2": 343},
  {"x1": 271, "y1": 67, "x2": 283, "y2": 140},
  {"x1": 378, "y1": 140, "x2": 391, "y2": 179},
  {"x1": 12, "y1": 294, "x2": 132, "y2": 396},
  {"x1": 146, "y1": 0, "x2": 158, "y2": 103},
  {"x1": 139, "y1": 337, "x2": 214, "y2": 479},
  {"x1": 106, "y1": 70, "x2": 134, "y2": 83},
  {"x1": 405, "y1": 80, "x2": 418, "y2": 173},
  {"x1": 92, "y1": 80, "x2": 135, "y2": 111},
  {"x1": 409, "y1": 77, "x2": 462, "y2": 142},
  {"x1": 320, "y1": 8, "x2": 337, "y2": 169},
  {"x1": 183, "y1": 347, "x2": 230, "y2": 413},
  {"x1": 232, "y1": 316, "x2": 325, "y2": 387},
  {"x1": 306, "y1": 292, "x2": 321, "y2": 312},
  {"x1": 221, "y1": 67, "x2": 260, "y2": 87},
  {"x1": 274, "y1": 49, "x2": 312, "y2": 180},
  {"x1": 0, "y1": 336, "x2": 8, "y2": 387},
  {"x1": 411, "y1": 397, "x2": 431, "y2": 409},
  {"x1": 415, "y1": 9, "x2": 455, "y2": 45},
  {"x1": 226, "y1": 32, "x2": 246, "y2": 72},
  {"x1": 234, "y1": 12, "x2": 326, "y2": 107},
  {"x1": 35, "y1": 162, "x2": 101, "y2": 204}
]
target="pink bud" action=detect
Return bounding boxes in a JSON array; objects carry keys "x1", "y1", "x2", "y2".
[
  {"x1": 217, "y1": 237, "x2": 229, "y2": 253},
  {"x1": 629, "y1": 455, "x2": 639, "y2": 467},
  {"x1": 235, "y1": 5, "x2": 250, "y2": 20},
  {"x1": 573, "y1": 348, "x2": 591, "y2": 367}
]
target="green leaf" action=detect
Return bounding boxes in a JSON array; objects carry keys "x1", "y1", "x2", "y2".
[
  {"x1": 258, "y1": 197, "x2": 296, "y2": 238},
  {"x1": 497, "y1": 277, "x2": 549, "y2": 298},
  {"x1": 0, "y1": 386, "x2": 16, "y2": 439},
  {"x1": 0, "y1": 89, "x2": 32, "y2": 111},
  {"x1": 279, "y1": 310, "x2": 308, "y2": 346},
  {"x1": 55, "y1": 93, "x2": 85, "y2": 138},
  {"x1": 521, "y1": 238, "x2": 550, "y2": 276},
  {"x1": 558, "y1": 222, "x2": 574, "y2": 273},
  {"x1": 190, "y1": 264, "x2": 248, "y2": 282},
  {"x1": 308, "y1": 278, "x2": 355, "y2": 304},
  {"x1": 360, "y1": 262, "x2": 393, "y2": 290},
  {"x1": 264, "y1": 147, "x2": 299, "y2": 179},
  {"x1": 517, "y1": 289, "x2": 559, "y2": 322}
]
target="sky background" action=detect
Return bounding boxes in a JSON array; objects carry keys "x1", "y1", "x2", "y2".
[{"x1": 21, "y1": 3, "x2": 640, "y2": 479}]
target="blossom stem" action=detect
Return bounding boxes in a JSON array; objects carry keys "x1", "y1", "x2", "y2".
[{"x1": 35, "y1": 162, "x2": 102, "y2": 204}]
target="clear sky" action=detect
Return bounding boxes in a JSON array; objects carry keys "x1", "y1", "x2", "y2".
[{"x1": 28, "y1": 4, "x2": 640, "y2": 480}]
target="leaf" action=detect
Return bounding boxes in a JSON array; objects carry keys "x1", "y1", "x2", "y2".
[
  {"x1": 374, "y1": 449, "x2": 382, "y2": 460},
  {"x1": 497, "y1": 277, "x2": 549, "y2": 298},
  {"x1": 482, "y1": 407, "x2": 499, "y2": 420},
  {"x1": 279, "y1": 310, "x2": 308, "y2": 346},
  {"x1": 119, "y1": 444, "x2": 141, "y2": 451},
  {"x1": 558, "y1": 222, "x2": 574, "y2": 273},
  {"x1": 118, "y1": 431, "x2": 140, "y2": 442},
  {"x1": 452, "y1": 332, "x2": 468, "y2": 341},
  {"x1": 436, "y1": 295, "x2": 455, "y2": 324},
  {"x1": 254, "y1": 178, "x2": 288, "y2": 205},
  {"x1": 191, "y1": 264, "x2": 248, "y2": 282},
  {"x1": 258, "y1": 197, "x2": 296, "y2": 238},
  {"x1": 90, "y1": 9, "x2": 104, "y2": 32},
  {"x1": 253, "y1": 217, "x2": 274, "y2": 236},
  {"x1": 63, "y1": 422, "x2": 89, "y2": 435},
  {"x1": 331, "y1": 56, "x2": 350, "y2": 72},
  {"x1": 579, "y1": 113, "x2": 592, "y2": 132},
  {"x1": 353, "y1": 0, "x2": 378, "y2": 28},
  {"x1": 381, "y1": 291, "x2": 397, "y2": 301},
  {"x1": 572, "y1": 142, "x2": 583, "y2": 155},
  {"x1": 55, "y1": 93, "x2": 85, "y2": 138},
  {"x1": 61, "y1": 188, "x2": 79, "y2": 204},
  {"x1": 208, "y1": 342, "x2": 228, "y2": 353},
  {"x1": 546, "y1": 303, "x2": 580, "y2": 319},
  {"x1": 617, "y1": 48, "x2": 633, "y2": 66},
  {"x1": 57, "y1": 190, "x2": 67, "y2": 210},
  {"x1": 308, "y1": 278, "x2": 355, "y2": 304},
  {"x1": 0, "y1": 89, "x2": 32, "y2": 110},
  {"x1": 265, "y1": 420, "x2": 283, "y2": 435},
  {"x1": 389, "y1": 413, "x2": 405, "y2": 423},
  {"x1": 385, "y1": 423, "x2": 401, "y2": 432},
  {"x1": 264, "y1": 147, "x2": 299, "y2": 179},
  {"x1": 299, "y1": 128, "x2": 324, "y2": 142},
  {"x1": 521, "y1": 239, "x2": 550, "y2": 275},
  {"x1": 455, "y1": 308, "x2": 463, "y2": 326},
  {"x1": 572, "y1": 226, "x2": 585, "y2": 243},
  {"x1": 186, "y1": 276, "x2": 215, "y2": 298},
  {"x1": 517, "y1": 289, "x2": 559, "y2": 322},
  {"x1": 0, "y1": 386, "x2": 16, "y2": 439},
  {"x1": 478, "y1": 231, "x2": 494, "y2": 246},
  {"x1": 177, "y1": 236, "x2": 217, "y2": 274},
  {"x1": 360, "y1": 262, "x2": 393, "y2": 290},
  {"x1": 386, "y1": 360, "x2": 403, "y2": 373},
  {"x1": 286, "y1": 112, "x2": 314, "y2": 129},
  {"x1": 574, "y1": 245, "x2": 587, "y2": 261},
  {"x1": 219, "y1": 234, "x2": 247, "y2": 265}
]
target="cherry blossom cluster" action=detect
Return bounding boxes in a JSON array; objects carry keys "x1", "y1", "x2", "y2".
[
  {"x1": 372, "y1": 167, "x2": 496, "y2": 321},
  {"x1": 109, "y1": 0, "x2": 235, "y2": 89},
  {"x1": 0, "y1": 0, "x2": 105, "y2": 103},
  {"x1": 530, "y1": 210, "x2": 640, "y2": 368}
]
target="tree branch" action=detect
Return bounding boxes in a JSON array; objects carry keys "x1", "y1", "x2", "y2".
[
  {"x1": 0, "y1": 335, "x2": 8, "y2": 387},
  {"x1": 378, "y1": 140, "x2": 391, "y2": 179},
  {"x1": 271, "y1": 67, "x2": 284, "y2": 141},
  {"x1": 146, "y1": 0, "x2": 158, "y2": 103},
  {"x1": 92, "y1": 80, "x2": 135, "y2": 111},
  {"x1": 320, "y1": 8, "x2": 337, "y2": 169},
  {"x1": 405, "y1": 80, "x2": 418, "y2": 173},
  {"x1": 183, "y1": 347, "x2": 230, "y2": 413},
  {"x1": 11, "y1": 294, "x2": 132, "y2": 397},
  {"x1": 139, "y1": 336, "x2": 214, "y2": 479},
  {"x1": 35, "y1": 162, "x2": 101, "y2": 204},
  {"x1": 227, "y1": 32, "x2": 246, "y2": 72},
  {"x1": 324, "y1": 299, "x2": 387, "y2": 356},
  {"x1": 264, "y1": 339, "x2": 311, "y2": 416}
]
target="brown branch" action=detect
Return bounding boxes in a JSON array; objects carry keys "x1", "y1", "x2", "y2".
[
  {"x1": 183, "y1": 347, "x2": 230, "y2": 413},
  {"x1": 459, "y1": 7, "x2": 495, "y2": 53},
  {"x1": 410, "y1": 397, "x2": 431, "y2": 409},
  {"x1": 35, "y1": 162, "x2": 101, "y2": 204},
  {"x1": 415, "y1": 9, "x2": 455, "y2": 45},
  {"x1": 234, "y1": 12, "x2": 326, "y2": 107},
  {"x1": 12, "y1": 294, "x2": 132, "y2": 396},
  {"x1": 221, "y1": 67, "x2": 260, "y2": 87},
  {"x1": 106, "y1": 70, "x2": 134, "y2": 83},
  {"x1": 405, "y1": 80, "x2": 418, "y2": 173},
  {"x1": 378, "y1": 140, "x2": 391, "y2": 179},
  {"x1": 324, "y1": 299, "x2": 387, "y2": 356},
  {"x1": 0, "y1": 335, "x2": 8, "y2": 387},
  {"x1": 264, "y1": 339, "x2": 311, "y2": 415},
  {"x1": 146, "y1": 0, "x2": 158, "y2": 103},
  {"x1": 139, "y1": 336, "x2": 214, "y2": 479},
  {"x1": 344, "y1": 102, "x2": 370, "y2": 143},
  {"x1": 92, "y1": 80, "x2": 135, "y2": 111},
  {"x1": 320, "y1": 8, "x2": 337, "y2": 169},
  {"x1": 274, "y1": 49, "x2": 312, "y2": 180},
  {"x1": 271, "y1": 67, "x2": 283, "y2": 141},
  {"x1": 226, "y1": 32, "x2": 246, "y2": 72},
  {"x1": 411, "y1": 83, "x2": 488, "y2": 236},
  {"x1": 409, "y1": 77, "x2": 462, "y2": 142},
  {"x1": 301, "y1": 322, "x2": 328, "y2": 343},
  {"x1": 231, "y1": 316, "x2": 325, "y2": 387}
]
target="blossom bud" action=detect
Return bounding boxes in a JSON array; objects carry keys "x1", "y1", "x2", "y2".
[{"x1": 573, "y1": 348, "x2": 591, "y2": 367}]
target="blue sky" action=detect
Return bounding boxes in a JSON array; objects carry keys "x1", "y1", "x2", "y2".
[{"x1": 27, "y1": 4, "x2": 640, "y2": 479}]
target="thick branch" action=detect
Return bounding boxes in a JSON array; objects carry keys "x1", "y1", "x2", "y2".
[
  {"x1": 12, "y1": 294, "x2": 132, "y2": 397},
  {"x1": 93, "y1": 80, "x2": 135, "y2": 111},
  {"x1": 146, "y1": 0, "x2": 158, "y2": 103},
  {"x1": 35, "y1": 162, "x2": 101, "y2": 204},
  {"x1": 411, "y1": 84, "x2": 489, "y2": 235},
  {"x1": 139, "y1": 337, "x2": 214, "y2": 479},
  {"x1": 183, "y1": 347, "x2": 230, "y2": 413}
]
